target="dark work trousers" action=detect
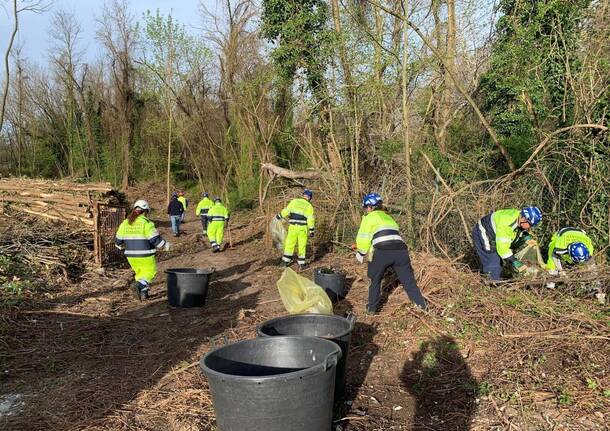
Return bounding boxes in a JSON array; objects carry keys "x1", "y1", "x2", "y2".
[
  {"x1": 200, "y1": 212, "x2": 209, "y2": 233},
  {"x1": 367, "y1": 248, "x2": 427, "y2": 312},
  {"x1": 472, "y1": 223, "x2": 503, "y2": 280}
]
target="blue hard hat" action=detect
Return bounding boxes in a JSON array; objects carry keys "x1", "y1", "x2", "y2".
[
  {"x1": 521, "y1": 206, "x2": 542, "y2": 227},
  {"x1": 303, "y1": 189, "x2": 313, "y2": 200},
  {"x1": 202, "y1": 192, "x2": 209, "y2": 197},
  {"x1": 568, "y1": 242, "x2": 590, "y2": 263},
  {"x1": 363, "y1": 193, "x2": 383, "y2": 208}
]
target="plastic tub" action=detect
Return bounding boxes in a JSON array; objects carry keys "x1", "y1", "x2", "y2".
[
  {"x1": 256, "y1": 313, "x2": 356, "y2": 400},
  {"x1": 165, "y1": 268, "x2": 214, "y2": 307},
  {"x1": 200, "y1": 336, "x2": 341, "y2": 431},
  {"x1": 314, "y1": 267, "x2": 346, "y2": 303}
]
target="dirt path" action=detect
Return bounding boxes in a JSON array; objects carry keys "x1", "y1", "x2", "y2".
[{"x1": 1, "y1": 210, "x2": 608, "y2": 430}]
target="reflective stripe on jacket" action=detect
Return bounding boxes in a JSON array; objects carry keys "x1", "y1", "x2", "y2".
[
  {"x1": 207, "y1": 203, "x2": 229, "y2": 222},
  {"x1": 196, "y1": 197, "x2": 214, "y2": 216},
  {"x1": 478, "y1": 208, "x2": 522, "y2": 260},
  {"x1": 546, "y1": 227, "x2": 594, "y2": 271},
  {"x1": 115, "y1": 215, "x2": 166, "y2": 257},
  {"x1": 356, "y1": 210, "x2": 405, "y2": 256},
  {"x1": 280, "y1": 198, "x2": 315, "y2": 231}
]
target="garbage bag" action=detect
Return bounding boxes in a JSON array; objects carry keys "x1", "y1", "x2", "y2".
[
  {"x1": 277, "y1": 267, "x2": 333, "y2": 314},
  {"x1": 269, "y1": 217, "x2": 287, "y2": 251},
  {"x1": 514, "y1": 243, "x2": 545, "y2": 276}
]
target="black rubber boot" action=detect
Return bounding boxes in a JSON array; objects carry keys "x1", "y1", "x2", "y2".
[
  {"x1": 131, "y1": 282, "x2": 142, "y2": 301},
  {"x1": 140, "y1": 285, "x2": 150, "y2": 300}
]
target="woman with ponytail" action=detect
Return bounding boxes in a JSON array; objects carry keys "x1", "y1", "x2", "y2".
[{"x1": 115, "y1": 199, "x2": 170, "y2": 300}]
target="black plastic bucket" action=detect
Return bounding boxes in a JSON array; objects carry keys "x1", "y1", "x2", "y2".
[
  {"x1": 256, "y1": 313, "x2": 356, "y2": 400},
  {"x1": 165, "y1": 268, "x2": 214, "y2": 307},
  {"x1": 314, "y1": 267, "x2": 346, "y2": 303},
  {"x1": 200, "y1": 336, "x2": 341, "y2": 431}
]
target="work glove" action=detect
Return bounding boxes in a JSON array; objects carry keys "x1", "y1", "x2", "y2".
[
  {"x1": 115, "y1": 244, "x2": 124, "y2": 250},
  {"x1": 275, "y1": 214, "x2": 282, "y2": 220},
  {"x1": 164, "y1": 241, "x2": 171, "y2": 252},
  {"x1": 512, "y1": 260, "x2": 528, "y2": 274},
  {"x1": 309, "y1": 230, "x2": 315, "y2": 238},
  {"x1": 526, "y1": 238, "x2": 538, "y2": 246},
  {"x1": 545, "y1": 282, "x2": 556, "y2": 289},
  {"x1": 356, "y1": 253, "x2": 365, "y2": 264}
]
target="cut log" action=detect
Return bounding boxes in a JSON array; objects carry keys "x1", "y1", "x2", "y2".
[
  {"x1": 0, "y1": 178, "x2": 125, "y2": 229},
  {"x1": 16, "y1": 207, "x2": 94, "y2": 225}
]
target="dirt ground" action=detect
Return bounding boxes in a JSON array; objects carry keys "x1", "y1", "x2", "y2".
[{"x1": 1, "y1": 202, "x2": 609, "y2": 430}]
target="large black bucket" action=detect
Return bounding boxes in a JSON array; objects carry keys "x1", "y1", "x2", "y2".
[
  {"x1": 314, "y1": 267, "x2": 346, "y2": 303},
  {"x1": 256, "y1": 313, "x2": 356, "y2": 400},
  {"x1": 200, "y1": 336, "x2": 341, "y2": 431},
  {"x1": 165, "y1": 268, "x2": 214, "y2": 307}
]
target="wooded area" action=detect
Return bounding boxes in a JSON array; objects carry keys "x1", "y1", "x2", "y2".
[
  {"x1": 0, "y1": 2, "x2": 609, "y2": 428},
  {"x1": 0, "y1": 0, "x2": 608, "y2": 256}
]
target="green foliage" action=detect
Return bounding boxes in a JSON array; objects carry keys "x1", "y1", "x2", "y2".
[
  {"x1": 142, "y1": 9, "x2": 211, "y2": 99},
  {"x1": 477, "y1": 381, "x2": 493, "y2": 397},
  {"x1": 377, "y1": 138, "x2": 402, "y2": 163},
  {"x1": 557, "y1": 389, "x2": 574, "y2": 406},
  {"x1": 261, "y1": 0, "x2": 334, "y2": 100},
  {"x1": 479, "y1": 0, "x2": 592, "y2": 166},
  {"x1": 586, "y1": 378, "x2": 598, "y2": 390}
]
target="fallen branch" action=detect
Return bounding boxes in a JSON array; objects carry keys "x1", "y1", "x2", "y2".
[{"x1": 260, "y1": 163, "x2": 321, "y2": 180}]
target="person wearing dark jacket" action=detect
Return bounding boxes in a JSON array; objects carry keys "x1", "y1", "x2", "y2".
[{"x1": 167, "y1": 192, "x2": 184, "y2": 236}]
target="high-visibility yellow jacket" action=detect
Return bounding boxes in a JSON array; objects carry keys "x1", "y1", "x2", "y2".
[
  {"x1": 207, "y1": 202, "x2": 229, "y2": 222},
  {"x1": 115, "y1": 215, "x2": 166, "y2": 257},
  {"x1": 178, "y1": 196, "x2": 188, "y2": 211},
  {"x1": 280, "y1": 198, "x2": 315, "y2": 232},
  {"x1": 546, "y1": 227, "x2": 594, "y2": 271},
  {"x1": 195, "y1": 197, "x2": 214, "y2": 216},
  {"x1": 356, "y1": 210, "x2": 405, "y2": 257},
  {"x1": 478, "y1": 208, "x2": 524, "y2": 260}
]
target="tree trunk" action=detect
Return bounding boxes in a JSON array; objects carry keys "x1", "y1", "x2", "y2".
[
  {"x1": 166, "y1": 112, "x2": 172, "y2": 204},
  {"x1": 366, "y1": 0, "x2": 516, "y2": 171},
  {"x1": 402, "y1": 1, "x2": 414, "y2": 245},
  {"x1": 0, "y1": 0, "x2": 18, "y2": 134}
]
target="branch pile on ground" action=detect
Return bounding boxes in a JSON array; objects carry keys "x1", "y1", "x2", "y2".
[
  {"x1": 0, "y1": 178, "x2": 126, "y2": 226},
  {"x1": 0, "y1": 215, "x2": 93, "y2": 285}
]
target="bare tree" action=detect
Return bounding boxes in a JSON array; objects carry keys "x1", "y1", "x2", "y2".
[
  {"x1": 96, "y1": 0, "x2": 138, "y2": 189},
  {"x1": 1, "y1": 0, "x2": 49, "y2": 134}
]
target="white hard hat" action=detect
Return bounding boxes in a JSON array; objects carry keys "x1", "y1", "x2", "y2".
[{"x1": 133, "y1": 199, "x2": 150, "y2": 211}]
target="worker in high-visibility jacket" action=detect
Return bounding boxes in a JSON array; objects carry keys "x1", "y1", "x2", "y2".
[
  {"x1": 115, "y1": 200, "x2": 169, "y2": 300},
  {"x1": 355, "y1": 193, "x2": 426, "y2": 313},
  {"x1": 472, "y1": 206, "x2": 542, "y2": 281},
  {"x1": 546, "y1": 227, "x2": 594, "y2": 283},
  {"x1": 276, "y1": 189, "x2": 315, "y2": 268},
  {"x1": 207, "y1": 197, "x2": 229, "y2": 252},
  {"x1": 195, "y1": 192, "x2": 214, "y2": 235},
  {"x1": 177, "y1": 190, "x2": 188, "y2": 222},
  {"x1": 544, "y1": 227, "x2": 604, "y2": 302}
]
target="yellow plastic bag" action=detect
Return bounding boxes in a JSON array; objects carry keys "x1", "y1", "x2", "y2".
[
  {"x1": 277, "y1": 268, "x2": 333, "y2": 314},
  {"x1": 269, "y1": 217, "x2": 287, "y2": 251}
]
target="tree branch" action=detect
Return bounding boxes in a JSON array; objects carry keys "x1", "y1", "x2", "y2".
[{"x1": 365, "y1": 0, "x2": 516, "y2": 171}]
